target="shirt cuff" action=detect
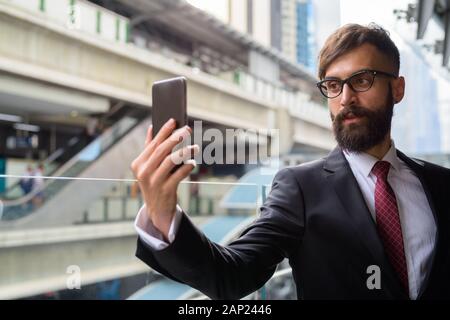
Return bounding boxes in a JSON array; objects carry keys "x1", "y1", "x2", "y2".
[{"x1": 134, "y1": 204, "x2": 183, "y2": 250}]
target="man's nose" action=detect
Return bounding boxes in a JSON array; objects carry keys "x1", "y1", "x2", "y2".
[{"x1": 339, "y1": 83, "x2": 357, "y2": 107}]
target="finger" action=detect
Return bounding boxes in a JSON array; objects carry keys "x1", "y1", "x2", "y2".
[
  {"x1": 145, "y1": 125, "x2": 153, "y2": 146},
  {"x1": 165, "y1": 160, "x2": 197, "y2": 190},
  {"x1": 152, "y1": 118, "x2": 177, "y2": 146},
  {"x1": 136, "y1": 119, "x2": 177, "y2": 164},
  {"x1": 148, "y1": 126, "x2": 192, "y2": 169},
  {"x1": 151, "y1": 144, "x2": 199, "y2": 186}
]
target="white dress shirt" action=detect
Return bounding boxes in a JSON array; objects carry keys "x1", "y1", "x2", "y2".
[
  {"x1": 134, "y1": 140, "x2": 437, "y2": 299},
  {"x1": 343, "y1": 140, "x2": 437, "y2": 299}
]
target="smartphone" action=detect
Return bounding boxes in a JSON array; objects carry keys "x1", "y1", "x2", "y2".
[
  {"x1": 152, "y1": 76, "x2": 188, "y2": 171},
  {"x1": 152, "y1": 76, "x2": 187, "y2": 137}
]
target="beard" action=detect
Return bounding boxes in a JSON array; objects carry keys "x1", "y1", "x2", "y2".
[{"x1": 331, "y1": 88, "x2": 394, "y2": 153}]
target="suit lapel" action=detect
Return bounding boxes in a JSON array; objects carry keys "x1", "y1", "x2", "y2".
[{"x1": 323, "y1": 146, "x2": 408, "y2": 298}]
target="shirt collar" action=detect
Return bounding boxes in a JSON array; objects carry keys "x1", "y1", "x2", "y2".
[{"x1": 343, "y1": 140, "x2": 400, "y2": 177}]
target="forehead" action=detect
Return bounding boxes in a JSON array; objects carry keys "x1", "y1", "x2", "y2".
[{"x1": 324, "y1": 43, "x2": 393, "y2": 78}]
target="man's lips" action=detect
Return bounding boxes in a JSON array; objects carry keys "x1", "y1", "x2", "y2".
[
  {"x1": 342, "y1": 112, "x2": 364, "y2": 124},
  {"x1": 344, "y1": 117, "x2": 362, "y2": 124}
]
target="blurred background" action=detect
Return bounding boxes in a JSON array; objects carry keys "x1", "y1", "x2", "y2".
[{"x1": 0, "y1": 0, "x2": 449, "y2": 300}]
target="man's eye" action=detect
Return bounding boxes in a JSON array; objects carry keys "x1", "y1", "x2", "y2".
[
  {"x1": 353, "y1": 77, "x2": 371, "y2": 86},
  {"x1": 356, "y1": 78, "x2": 369, "y2": 84},
  {"x1": 326, "y1": 81, "x2": 340, "y2": 91}
]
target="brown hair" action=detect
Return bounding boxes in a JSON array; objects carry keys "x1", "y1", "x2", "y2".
[{"x1": 317, "y1": 23, "x2": 400, "y2": 80}]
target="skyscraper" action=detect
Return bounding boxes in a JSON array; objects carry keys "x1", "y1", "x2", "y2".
[{"x1": 296, "y1": 0, "x2": 316, "y2": 71}]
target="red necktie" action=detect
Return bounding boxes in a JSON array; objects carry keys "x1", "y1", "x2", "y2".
[{"x1": 371, "y1": 161, "x2": 409, "y2": 294}]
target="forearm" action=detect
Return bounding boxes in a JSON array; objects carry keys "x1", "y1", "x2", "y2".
[
  {"x1": 135, "y1": 168, "x2": 305, "y2": 299},
  {"x1": 136, "y1": 212, "x2": 276, "y2": 299}
]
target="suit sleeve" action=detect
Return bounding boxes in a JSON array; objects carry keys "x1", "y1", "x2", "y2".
[{"x1": 135, "y1": 167, "x2": 305, "y2": 299}]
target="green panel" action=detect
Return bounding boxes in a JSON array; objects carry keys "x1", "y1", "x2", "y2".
[
  {"x1": 115, "y1": 18, "x2": 120, "y2": 41},
  {"x1": 39, "y1": 0, "x2": 45, "y2": 12},
  {"x1": 96, "y1": 10, "x2": 101, "y2": 34},
  {"x1": 69, "y1": 0, "x2": 76, "y2": 24},
  {"x1": 233, "y1": 70, "x2": 241, "y2": 85}
]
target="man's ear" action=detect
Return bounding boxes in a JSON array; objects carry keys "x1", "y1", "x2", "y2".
[{"x1": 392, "y1": 76, "x2": 405, "y2": 104}]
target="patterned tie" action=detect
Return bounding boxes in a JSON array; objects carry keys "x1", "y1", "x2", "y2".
[{"x1": 371, "y1": 161, "x2": 409, "y2": 294}]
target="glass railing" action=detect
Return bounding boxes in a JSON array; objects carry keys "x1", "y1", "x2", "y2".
[
  {"x1": 127, "y1": 178, "x2": 297, "y2": 301},
  {"x1": 126, "y1": 179, "x2": 298, "y2": 301},
  {"x1": 127, "y1": 179, "x2": 295, "y2": 301},
  {"x1": 0, "y1": 116, "x2": 141, "y2": 221},
  {"x1": 0, "y1": 177, "x2": 288, "y2": 300}
]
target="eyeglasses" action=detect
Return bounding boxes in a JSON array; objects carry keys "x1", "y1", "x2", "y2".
[{"x1": 316, "y1": 69, "x2": 397, "y2": 98}]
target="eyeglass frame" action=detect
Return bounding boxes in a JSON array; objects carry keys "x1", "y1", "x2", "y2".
[{"x1": 316, "y1": 69, "x2": 398, "y2": 99}]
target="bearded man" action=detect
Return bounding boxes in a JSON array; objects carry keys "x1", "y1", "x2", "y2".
[{"x1": 131, "y1": 23, "x2": 450, "y2": 300}]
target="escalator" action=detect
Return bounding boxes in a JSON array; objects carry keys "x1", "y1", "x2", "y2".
[
  {"x1": 0, "y1": 136, "x2": 86, "y2": 200},
  {"x1": 0, "y1": 114, "x2": 150, "y2": 228}
]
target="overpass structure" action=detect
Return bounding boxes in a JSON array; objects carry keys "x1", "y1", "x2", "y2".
[{"x1": 0, "y1": 1, "x2": 334, "y2": 154}]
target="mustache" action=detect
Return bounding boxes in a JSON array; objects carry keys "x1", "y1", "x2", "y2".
[{"x1": 333, "y1": 105, "x2": 372, "y2": 122}]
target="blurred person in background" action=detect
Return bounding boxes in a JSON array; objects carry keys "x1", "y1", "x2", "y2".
[
  {"x1": 31, "y1": 163, "x2": 45, "y2": 208},
  {"x1": 85, "y1": 116, "x2": 100, "y2": 144},
  {"x1": 19, "y1": 164, "x2": 34, "y2": 196}
]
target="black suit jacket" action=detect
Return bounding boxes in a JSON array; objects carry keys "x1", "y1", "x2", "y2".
[{"x1": 136, "y1": 147, "x2": 450, "y2": 299}]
